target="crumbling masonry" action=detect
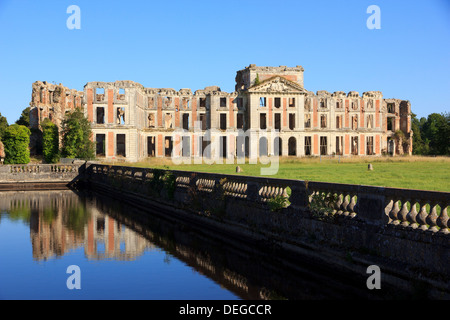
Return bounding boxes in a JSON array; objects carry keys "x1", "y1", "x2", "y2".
[{"x1": 29, "y1": 65, "x2": 413, "y2": 161}]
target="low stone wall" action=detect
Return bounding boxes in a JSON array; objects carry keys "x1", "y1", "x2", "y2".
[
  {"x1": 0, "y1": 163, "x2": 84, "y2": 189},
  {"x1": 84, "y1": 163, "x2": 450, "y2": 298}
]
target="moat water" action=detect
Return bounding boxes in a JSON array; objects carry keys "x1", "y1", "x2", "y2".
[{"x1": 0, "y1": 189, "x2": 403, "y2": 300}]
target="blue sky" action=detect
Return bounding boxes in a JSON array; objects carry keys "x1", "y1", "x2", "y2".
[{"x1": 0, "y1": 0, "x2": 449, "y2": 123}]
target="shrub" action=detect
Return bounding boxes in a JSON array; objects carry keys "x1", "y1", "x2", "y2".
[
  {"x1": 42, "y1": 119, "x2": 60, "y2": 163},
  {"x1": 3, "y1": 124, "x2": 31, "y2": 164}
]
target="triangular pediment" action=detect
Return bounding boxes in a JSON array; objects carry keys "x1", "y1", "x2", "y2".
[{"x1": 247, "y1": 76, "x2": 306, "y2": 94}]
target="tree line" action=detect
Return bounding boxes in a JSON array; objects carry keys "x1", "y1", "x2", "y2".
[
  {"x1": 0, "y1": 108, "x2": 94, "y2": 164},
  {"x1": 411, "y1": 112, "x2": 450, "y2": 156}
]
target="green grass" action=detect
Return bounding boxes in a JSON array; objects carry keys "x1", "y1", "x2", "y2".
[{"x1": 102, "y1": 156, "x2": 450, "y2": 192}]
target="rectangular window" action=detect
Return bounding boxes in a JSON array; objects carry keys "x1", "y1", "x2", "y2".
[
  {"x1": 260, "y1": 113, "x2": 267, "y2": 130},
  {"x1": 259, "y1": 97, "x2": 267, "y2": 107},
  {"x1": 116, "y1": 134, "x2": 126, "y2": 157},
  {"x1": 96, "y1": 134, "x2": 105, "y2": 157},
  {"x1": 274, "y1": 114, "x2": 281, "y2": 130},
  {"x1": 305, "y1": 137, "x2": 312, "y2": 156},
  {"x1": 220, "y1": 114, "x2": 227, "y2": 130},
  {"x1": 387, "y1": 117, "x2": 393, "y2": 131},
  {"x1": 220, "y1": 97, "x2": 227, "y2": 107},
  {"x1": 237, "y1": 114, "x2": 244, "y2": 129},
  {"x1": 199, "y1": 113, "x2": 207, "y2": 130},
  {"x1": 200, "y1": 98, "x2": 206, "y2": 108},
  {"x1": 387, "y1": 103, "x2": 395, "y2": 113},
  {"x1": 321, "y1": 115, "x2": 327, "y2": 129},
  {"x1": 336, "y1": 136, "x2": 343, "y2": 155},
  {"x1": 289, "y1": 98, "x2": 295, "y2": 107},
  {"x1": 366, "y1": 136, "x2": 374, "y2": 155},
  {"x1": 96, "y1": 88, "x2": 105, "y2": 102},
  {"x1": 147, "y1": 136, "x2": 155, "y2": 157},
  {"x1": 165, "y1": 137, "x2": 173, "y2": 157},
  {"x1": 182, "y1": 114, "x2": 189, "y2": 130},
  {"x1": 305, "y1": 114, "x2": 311, "y2": 128},
  {"x1": 182, "y1": 136, "x2": 190, "y2": 157},
  {"x1": 320, "y1": 136, "x2": 327, "y2": 155},
  {"x1": 289, "y1": 114, "x2": 295, "y2": 130},
  {"x1": 220, "y1": 136, "x2": 227, "y2": 159},
  {"x1": 336, "y1": 115, "x2": 341, "y2": 129},
  {"x1": 96, "y1": 107, "x2": 105, "y2": 124},
  {"x1": 274, "y1": 97, "x2": 281, "y2": 108},
  {"x1": 351, "y1": 137, "x2": 359, "y2": 155}
]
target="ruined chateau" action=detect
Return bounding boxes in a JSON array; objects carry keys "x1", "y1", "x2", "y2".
[{"x1": 29, "y1": 64, "x2": 413, "y2": 162}]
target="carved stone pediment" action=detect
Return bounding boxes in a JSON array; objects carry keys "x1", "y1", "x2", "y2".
[{"x1": 247, "y1": 76, "x2": 305, "y2": 94}]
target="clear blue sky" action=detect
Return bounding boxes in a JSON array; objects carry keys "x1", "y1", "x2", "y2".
[{"x1": 0, "y1": 0, "x2": 449, "y2": 123}]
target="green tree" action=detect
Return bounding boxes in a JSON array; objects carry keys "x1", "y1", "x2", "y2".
[
  {"x1": 3, "y1": 124, "x2": 31, "y2": 164},
  {"x1": 0, "y1": 112, "x2": 8, "y2": 140},
  {"x1": 422, "y1": 113, "x2": 448, "y2": 155},
  {"x1": 411, "y1": 113, "x2": 428, "y2": 155},
  {"x1": 41, "y1": 118, "x2": 60, "y2": 163},
  {"x1": 61, "y1": 108, "x2": 95, "y2": 160},
  {"x1": 15, "y1": 107, "x2": 30, "y2": 127}
]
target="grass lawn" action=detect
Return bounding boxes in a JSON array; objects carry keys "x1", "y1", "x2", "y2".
[{"x1": 102, "y1": 156, "x2": 450, "y2": 192}]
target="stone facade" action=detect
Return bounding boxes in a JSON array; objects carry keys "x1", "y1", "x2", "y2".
[{"x1": 29, "y1": 65, "x2": 412, "y2": 162}]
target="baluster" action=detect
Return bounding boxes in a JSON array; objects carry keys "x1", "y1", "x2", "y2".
[
  {"x1": 437, "y1": 203, "x2": 449, "y2": 234},
  {"x1": 426, "y1": 202, "x2": 439, "y2": 232},
  {"x1": 399, "y1": 199, "x2": 410, "y2": 227},
  {"x1": 406, "y1": 201, "x2": 419, "y2": 229},
  {"x1": 416, "y1": 203, "x2": 429, "y2": 230},
  {"x1": 348, "y1": 194, "x2": 357, "y2": 215},
  {"x1": 388, "y1": 199, "x2": 400, "y2": 225}
]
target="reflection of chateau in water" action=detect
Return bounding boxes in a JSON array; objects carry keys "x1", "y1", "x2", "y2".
[{"x1": 0, "y1": 190, "x2": 154, "y2": 261}]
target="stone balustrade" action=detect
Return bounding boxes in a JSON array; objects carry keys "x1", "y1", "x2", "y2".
[
  {"x1": 0, "y1": 163, "x2": 83, "y2": 185},
  {"x1": 87, "y1": 163, "x2": 449, "y2": 234}
]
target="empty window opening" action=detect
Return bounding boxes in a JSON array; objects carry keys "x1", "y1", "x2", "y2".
[
  {"x1": 289, "y1": 98, "x2": 295, "y2": 107},
  {"x1": 288, "y1": 137, "x2": 297, "y2": 156},
  {"x1": 118, "y1": 88, "x2": 125, "y2": 100},
  {"x1": 148, "y1": 113, "x2": 155, "y2": 128},
  {"x1": 260, "y1": 113, "x2": 267, "y2": 130},
  {"x1": 351, "y1": 115, "x2": 358, "y2": 130},
  {"x1": 289, "y1": 114, "x2": 295, "y2": 130},
  {"x1": 274, "y1": 114, "x2": 281, "y2": 131},
  {"x1": 147, "y1": 136, "x2": 155, "y2": 157},
  {"x1": 387, "y1": 103, "x2": 395, "y2": 113},
  {"x1": 236, "y1": 136, "x2": 245, "y2": 159},
  {"x1": 367, "y1": 115, "x2": 373, "y2": 129},
  {"x1": 336, "y1": 115, "x2": 342, "y2": 129},
  {"x1": 164, "y1": 113, "x2": 173, "y2": 129},
  {"x1": 274, "y1": 97, "x2": 281, "y2": 108},
  {"x1": 220, "y1": 97, "x2": 227, "y2": 107},
  {"x1": 320, "y1": 115, "x2": 327, "y2": 128},
  {"x1": 96, "y1": 88, "x2": 105, "y2": 101},
  {"x1": 351, "y1": 137, "x2": 359, "y2": 155},
  {"x1": 182, "y1": 136, "x2": 190, "y2": 157},
  {"x1": 165, "y1": 137, "x2": 173, "y2": 157},
  {"x1": 220, "y1": 114, "x2": 227, "y2": 130},
  {"x1": 96, "y1": 107, "x2": 105, "y2": 124},
  {"x1": 200, "y1": 136, "x2": 210, "y2": 158},
  {"x1": 259, "y1": 97, "x2": 267, "y2": 107},
  {"x1": 336, "y1": 136, "x2": 343, "y2": 156},
  {"x1": 96, "y1": 134, "x2": 105, "y2": 157},
  {"x1": 199, "y1": 113, "x2": 207, "y2": 130},
  {"x1": 116, "y1": 134, "x2": 126, "y2": 157},
  {"x1": 117, "y1": 107, "x2": 125, "y2": 124},
  {"x1": 320, "y1": 136, "x2": 328, "y2": 155},
  {"x1": 352, "y1": 101, "x2": 358, "y2": 110},
  {"x1": 237, "y1": 114, "x2": 244, "y2": 129},
  {"x1": 182, "y1": 114, "x2": 189, "y2": 130},
  {"x1": 259, "y1": 137, "x2": 268, "y2": 157},
  {"x1": 366, "y1": 136, "x2": 374, "y2": 155},
  {"x1": 305, "y1": 114, "x2": 311, "y2": 128},
  {"x1": 220, "y1": 136, "x2": 227, "y2": 159},
  {"x1": 320, "y1": 99, "x2": 326, "y2": 109},
  {"x1": 200, "y1": 98, "x2": 206, "y2": 108},
  {"x1": 274, "y1": 137, "x2": 282, "y2": 156},
  {"x1": 387, "y1": 117, "x2": 394, "y2": 131},
  {"x1": 304, "y1": 137, "x2": 311, "y2": 156}
]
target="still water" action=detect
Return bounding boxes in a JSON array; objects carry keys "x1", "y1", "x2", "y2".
[
  {"x1": 0, "y1": 189, "x2": 400, "y2": 300},
  {"x1": 0, "y1": 190, "x2": 241, "y2": 300}
]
